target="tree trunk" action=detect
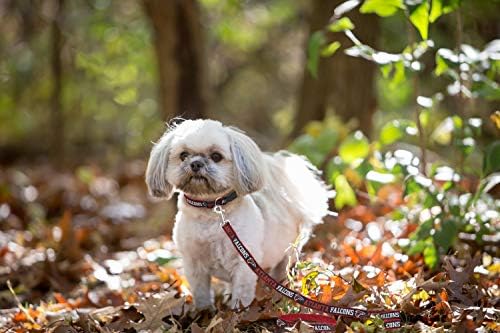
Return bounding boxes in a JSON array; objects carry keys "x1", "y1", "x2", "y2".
[
  {"x1": 143, "y1": 0, "x2": 207, "y2": 120},
  {"x1": 50, "y1": 0, "x2": 65, "y2": 163},
  {"x1": 292, "y1": 0, "x2": 379, "y2": 138},
  {"x1": 329, "y1": 6, "x2": 379, "y2": 137}
]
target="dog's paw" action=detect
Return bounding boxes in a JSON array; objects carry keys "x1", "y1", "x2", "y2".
[{"x1": 228, "y1": 295, "x2": 253, "y2": 310}]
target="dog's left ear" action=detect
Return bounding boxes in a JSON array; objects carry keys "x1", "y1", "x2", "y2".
[
  {"x1": 226, "y1": 127, "x2": 265, "y2": 195},
  {"x1": 145, "y1": 130, "x2": 175, "y2": 199}
]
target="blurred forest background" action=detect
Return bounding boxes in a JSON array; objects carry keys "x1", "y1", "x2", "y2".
[
  {"x1": 0, "y1": 0, "x2": 497, "y2": 165},
  {"x1": 0, "y1": 0, "x2": 499, "y2": 331}
]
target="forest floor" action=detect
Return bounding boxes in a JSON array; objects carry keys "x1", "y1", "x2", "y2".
[{"x1": 0, "y1": 162, "x2": 498, "y2": 332}]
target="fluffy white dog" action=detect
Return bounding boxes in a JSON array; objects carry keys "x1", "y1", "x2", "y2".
[{"x1": 145, "y1": 119, "x2": 330, "y2": 309}]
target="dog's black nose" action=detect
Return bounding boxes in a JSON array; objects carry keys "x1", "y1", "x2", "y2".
[{"x1": 190, "y1": 160, "x2": 204, "y2": 172}]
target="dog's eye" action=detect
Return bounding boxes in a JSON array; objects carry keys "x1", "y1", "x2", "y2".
[
  {"x1": 210, "y1": 152, "x2": 223, "y2": 163},
  {"x1": 180, "y1": 151, "x2": 189, "y2": 161}
]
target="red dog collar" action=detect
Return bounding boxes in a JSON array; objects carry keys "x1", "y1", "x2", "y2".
[{"x1": 184, "y1": 191, "x2": 238, "y2": 209}]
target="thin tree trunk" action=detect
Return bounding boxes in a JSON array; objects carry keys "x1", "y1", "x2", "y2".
[
  {"x1": 50, "y1": 0, "x2": 65, "y2": 163},
  {"x1": 143, "y1": 0, "x2": 207, "y2": 120},
  {"x1": 292, "y1": 0, "x2": 379, "y2": 138}
]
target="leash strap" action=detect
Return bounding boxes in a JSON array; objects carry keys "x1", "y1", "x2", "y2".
[
  {"x1": 221, "y1": 222, "x2": 402, "y2": 330},
  {"x1": 278, "y1": 314, "x2": 336, "y2": 332}
]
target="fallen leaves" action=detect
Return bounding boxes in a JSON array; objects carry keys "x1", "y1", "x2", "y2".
[
  {"x1": 0, "y1": 163, "x2": 498, "y2": 332},
  {"x1": 132, "y1": 292, "x2": 185, "y2": 332}
]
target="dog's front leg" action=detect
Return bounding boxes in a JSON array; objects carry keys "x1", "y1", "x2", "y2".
[
  {"x1": 184, "y1": 259, "x2": 213, "y2": 309},
  {"x1": 229, "y1": 263, "x2": 257, "y2": 309}
]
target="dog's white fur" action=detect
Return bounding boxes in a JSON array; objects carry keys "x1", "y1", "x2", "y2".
[{"x1": 146, "y1": 119, "x2": 330, "y2": 309}]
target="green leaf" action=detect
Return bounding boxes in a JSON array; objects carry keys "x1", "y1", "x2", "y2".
[
  {"x1": 288, "y1": 134, "x2": 323, "y2": 166},
  {"x1": 379, "y1": 120, "x2": 416, "y2": 146},
  {"x1": 419, "y1": 109, "x2": 431, "y2": 127},
  {"x1": 328, "y1": 17, "x2": 355, "y2": 32},
  {"x1": 307, "y1": 31, "x2": 326, "y2": 78},
  {"x1": 483, "y1": 140, "x2": 500, "y2": 175},
  {"x1": 431, "y1": 117, "x2": 454, "y2": 145},
  {"x1": 321, "y1": 41, "x2": 341, "y2": 57},
  {"x1": 435, "y1": 53, "x2": 449, "y2": 76},
  {"x1": 360, "y1": 0, "x2": 404, "y2": 17},
  {"x1": 409, "y1": 0, "x2": 430, "y2": 40},
  {"x1": 380, "y1": 121, "x2": 402, "y2": 146},
  {"x1": 338, "y1": 131, "x2": 370, "y2": 164},
  {"x1": 407, "y1": 239, "x2": 426, "y2": 255},
  {"x1": 472, "y1": 79, "x2": 500, "y2": 101},
  {"x1": 380, "y1": 63, "x2": 393, "y2": 78},
  {"x1": 315, "y1": 127, "x2": 339, "y2": 154},
  {"x1": 154, "y1": 256, "x2": 180, "y2": 266},
  {"x1": 114, "y1": 87, "x2": 137, "y2": 105},
  {"x1": 430, "y1": 0, "x2": 461, "y2": 23},
  {"x1": 390, "y1": 60, "x2": 406, "y2": 90},
  {"x1": 423, "y1": 242, "x2": 438, "y2": 268},
  {"x1": 415, "y1": 219, "x2": 433, "y2": 239},
  {"x1": 334, "y1": 175, "x2": 357, "y2": 209},
  {"x1": 433, "y1": 219, "x2": 458, "y2": 251}
]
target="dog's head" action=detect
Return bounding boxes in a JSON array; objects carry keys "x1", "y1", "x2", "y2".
[{"x1": 145, "y1": 119, "x2": 265, "y2": 199}]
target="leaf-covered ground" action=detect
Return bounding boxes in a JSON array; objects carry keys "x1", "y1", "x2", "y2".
[{"x1": 0, "y1": 163, "x2": 498, "y2": 332}]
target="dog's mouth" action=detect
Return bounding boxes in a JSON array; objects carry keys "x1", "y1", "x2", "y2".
[
  {"x1": 189, "y1": 175, "x2": 208, "y2": 183},
  {"x1": 178, "y1": 173, "x2": 227, "y2": 195},
  {"x1": 178, "y1": 175, "x2": 211, "y2": 192}
]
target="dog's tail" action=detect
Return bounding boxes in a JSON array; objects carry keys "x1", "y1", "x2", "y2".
[{"x1": 265, "y1": 151, "x2": 333, "y2": 226}]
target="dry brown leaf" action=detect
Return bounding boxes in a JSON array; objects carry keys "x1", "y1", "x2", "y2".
[
  {"x1": 357, "y1": 271, "x2": 385, "y2": 288},
  {"x1": 330, "y1": 275, "x2": 349, "y2": 300},
  {"x1": 342, "y1": 243, "x2": 360, "y2": 265},
  {"x1": 57, "y1": 210, "x2": 83, "y2": 262},
  {"x1": 191, "y1": 322, "x2": 205, "y2": 333},
  {"x1": 132, "y1": 292, "x2": 185, "y2": 332},
  {"x1": 318, "y1": 284, "x2": 332, "y2": 304}
]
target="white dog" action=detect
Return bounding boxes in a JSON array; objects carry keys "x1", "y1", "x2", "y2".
[{"x1": 145, "y1": 119, "x2": 330, "y2": 309}]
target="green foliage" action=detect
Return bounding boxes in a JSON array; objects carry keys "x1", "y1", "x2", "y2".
[
  {"x1": 408, "y1": 0, "x2": 430, "y2": 40},
  {"x1": 328, "y1": 17, "x2": 355, "y2": 32},
  {"x1": 483, "y1": 141, "x2": 500, "y2": 175},
  {"x1": 321, "y1": 41, "x2": 342, "y2": 57},
  {"x1": 429, "y1": 0, "x2": 462, "y2": 23},
  {"x1": 338, "y1": 131, "x2": 370, "y2": 165},
  {"x1": 290, "y1": 114, "x2": 499, "y2": 269},
  {"x1": 0, "y1": 1, "x2": 161, "y2": 158},
  {"x1": 379, "y1": 120, "x2": 417, "y2": 145},
  {"x1": 307, "y1": 31, "x2": 326, "y2": 78},
  {"x1": 288, "y1": 120, "x2": 340, "y2": 166},
  {"x1": 334, "y1": 174, "x2": 358, "y2": 209},
  {"x1": 360, "y1": 0, "x2": 404, "y2": 17},
  {"x1": 300, "y1": 0, "x2": 500, "y2": 268}
]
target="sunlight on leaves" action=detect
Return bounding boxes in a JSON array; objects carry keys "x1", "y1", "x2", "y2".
[
  {"x1": 321, "y1": 41, "x2": 342, "y2": 57},
  {"x1": 360, "y1": 0, "x2": 404, "y2": 17},
  {"x1": 409, "y1": 0, "x2": 430, "y2": 40},
  {"x1": 334, "y1": 174, "x2": 357, "y2": 209},
  {"x1": 328, "y1": 17, "x2": 355, "y2": 32},
  {"x1": 430, "y1": 0, "x2": 462, "y2": 23},
  {"x1": 338, "y1": 131, "x2": 370, "y2": 164}
]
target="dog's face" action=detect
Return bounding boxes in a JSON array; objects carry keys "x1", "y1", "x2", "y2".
[{"x1": 146, "y1": 120, "x2": 265, "y2": 199}]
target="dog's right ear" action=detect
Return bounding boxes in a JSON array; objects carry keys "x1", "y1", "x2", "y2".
[{"x1": 145, "y1": 130, "x2": 175, "y2": 199}]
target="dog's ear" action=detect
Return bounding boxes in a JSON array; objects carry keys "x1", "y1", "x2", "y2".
[
  {"x1": 226, "y1": 127, "x2": 265, "y2": 195},
  {"x1": 145, "y1": 129, "x2": 175, "y2": 199}
]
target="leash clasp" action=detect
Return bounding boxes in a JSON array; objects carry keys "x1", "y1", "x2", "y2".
[{"x1": 213, "y1": 205, "x2": 229, "y2": 226}]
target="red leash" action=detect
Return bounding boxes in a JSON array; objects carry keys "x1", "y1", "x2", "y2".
[{"x1": 219, "y1": 220, "x2": 403, "y2": 330}]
